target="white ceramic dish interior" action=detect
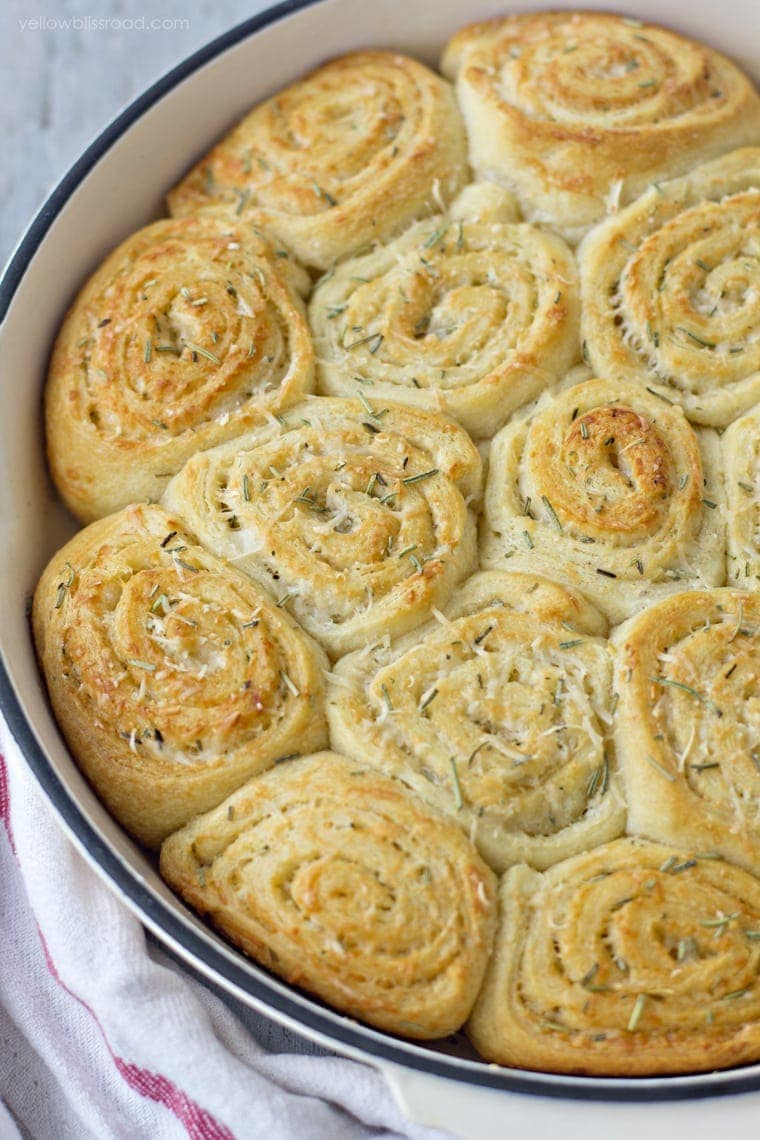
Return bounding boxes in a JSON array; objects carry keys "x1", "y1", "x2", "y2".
[{"x1": 1, "y1": 1, "x2": 759, "y2": 1135}]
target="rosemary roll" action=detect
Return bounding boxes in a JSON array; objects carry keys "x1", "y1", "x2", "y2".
[
  {"x1": 160, "y1": 751, "x2": 496, "y2": 1038},
  {"x1": 309, "y1": 182, "x2": 580, "y2": 438},
  {"x1": 167, "y1": 52, "x2": 468, "y2": 271},
  {"x1": 442, "y1": 13, "x2": 760, "y2": 243},
  {"x1": 162, "y1": 397, "x2": 480, "y2": 658},
  {"x1": 328, "y1": 572, "x2": 623, "y2": 874},
  {"x1": 580, "y1": 148, "x2": 760, "y2": 428},
  {"x1": 480, "y1": 377, "x2": 726, "y2": 625},
  {"x1": 467, "y1": 838, "x2": 760, "y2": 1076},
  {"x1": 32, "y1": 505, "x2": 328, "y2": 848},
  {"x1": 45, "y1": 215, "x2": 314, "y2": 524},
  {"x1": 612, "y1": 590, "x2": 760, "y2": 874},
  {"x1": 723, "y1": 407, "x2": 760, "y2": 589}
]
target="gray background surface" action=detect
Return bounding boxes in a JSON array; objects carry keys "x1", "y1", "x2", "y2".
[{"x1": 1, "y1": 0, "x2": 270, "y2": 267}]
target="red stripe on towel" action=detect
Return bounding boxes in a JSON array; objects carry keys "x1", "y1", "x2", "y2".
[{"x1": 0, "y1": 752, "x2": 234, "y2": 1140}]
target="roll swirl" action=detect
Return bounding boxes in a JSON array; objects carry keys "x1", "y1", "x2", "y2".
[
  {"x1": 32, "y1": 505, "x2": 329, "y2": 848},
  {"x1": 45, "y1": 215, "x2": 314, "y2": 523},
  {"x1": 167, "y1": 52, "x2": 468, "y2": 271},
  {"x1": 162, "y1": 398, "x2": 481, "y2": 658},
  {"x1": 159, "y1": 751, "x2": 496, "y2": 1038},
  {"x1": 612, "y1": 590, "x2": 760, "y2": 873},
  {"x1": 328, "y1": 572, "x2": 623, "y2": 873},
  {"x1": 442, "y1": 13, "x2": 760, "y2": 242},
  {"x1": 480, "y1": 377, "x2": 726, "y2": 624},
  {"x1": 723, "y1": 407, "x2": 760, "y2": 588},
  {"x1": 309, "y1": 183, "x2": 580, "y2": 438},
  {"x1": 579, "y1": 148, "x2": 760, "y2": 427},
  {"x1": 468, "y1": 838, "x2": 760, "y2": 1075}
]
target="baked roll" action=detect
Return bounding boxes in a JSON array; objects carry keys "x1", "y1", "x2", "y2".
[
  {"x1": 612, "y1": 590, "x2": 760, "y2": 873},
  {"x1": 328, "y1": 572, "x2": 624, "y2": 873},
  {"x1": 309, "y1": 182, "x2": 580, "y2": 438},
  {"x1": 45, "y1": 215, "x2": 314, "y2": 523},
  {"x1": 442, "y1": 12, "x2": 760, "y2": 243},
  {"x1": 723, "y1": 407, "x2": 760, "y2": 589},
  {"x1": 467, "y1": 838, "x2": 760, "y2": 1075},
  {"x1": 162, "y1": 397, "x2": 481, "y2": 658},
  {"x1": 579, "y1": 148, "x2": 760, "y2": 428},
  {"x1": 32, "y1": 505, "x2": 328, "y2": 848},
  {"x1": 160, "y1": 751, "x2": 496, "y2": 1038},
  {"x1": 167, "y1": 52, "x2": 468, "y2": 271},
  {"x1": 480, "y1": 377, "x2": 726, "y2": 624}
]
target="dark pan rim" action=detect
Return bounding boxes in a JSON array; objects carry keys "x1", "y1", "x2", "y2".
[{"x1": 2, "y1": 0, "x2": 759, "y2": 1104}]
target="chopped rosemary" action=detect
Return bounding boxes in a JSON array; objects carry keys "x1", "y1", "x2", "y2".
[
  {"x1": 403, "y1": 468, "x2": 438, "y2": 485},
  {"x1": 541, "y1": 495, "x2": 562, "y2": 532},
  {"x1": 559, "y1": 638, "x2": 584, "y2": 650},
  {"x1": 312, "y1": 181, "x2": 337, "y2": 206},
  {"x1": 474, "y1": 625, "x2": 494, "y2": 646},
  {"x1": 523, "y1": 530, "x2": 534, "y2": 550},
  {"x1": 144, "y1": 338, "x2": 152, "y2": 363},
  {"x1": 677, "y1": 327, "x2": 716, "y2": 349},
  {"x1": 423, "y1": 225, "x2": 446, "y2": 250},
  {"x1": 184, "y1": 341, "x2": 221, "y2": 364},
  {"x1": 649, "y1": 676, "x2": 720, "y2": 714},
  {"x1": 242, "y1": 474, "x2": 251, "y2": 502},
  {"x1": 646, "y1": 386, "x2": 673, "y2": 404}
]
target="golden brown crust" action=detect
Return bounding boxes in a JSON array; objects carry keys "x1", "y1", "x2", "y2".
[
  {"x1": 167, "y1": 51, "x2": 468, "y2": 270},
  {"x1": 45, "y1": 215, "x2": 314, "y2": 523},
  {"x1": 328, "y1": 572, "x2": 624, "y2": 873},
  {"x1": 309, "y1": 182, "x2": 580, "y2": 438},
  {"x1": 162, "y1": 397, "x2": 481, "y2": 658},
  {"x1": 159, "y1": 751, "x2": 497, "y2": 1038},
  {"x1": 480, "y1": 376, "x2": 726, "y2": 623},
  {"x1": 579, "y1": 148, "x2": 760, "y2": 427},
  {"x1": 612, "y1": 590, "x2": 760, "y2": 873},
  {"x1": 723, "y1": 408, "x2": 760, "y2": 588},
  {"x1": 32, "y1": 504, "x2": 329, "y2": 847},
  {"x1": 442, "y1": 12, "x2": 760, "y2": 242},
  {"x1": 468, "y1": 838, "x2": 760, "y2": 1075}
]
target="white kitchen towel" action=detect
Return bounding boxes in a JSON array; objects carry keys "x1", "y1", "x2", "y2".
[{"x1": 0, "y1": 722, "x2": 452, "y2": 1140}]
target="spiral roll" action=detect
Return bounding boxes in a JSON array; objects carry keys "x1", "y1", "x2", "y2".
[
  {"x1": 723, "y1": 407, "x2": 760, "y2": 589},
  {"x1": 580, "y1": 148, "x2": 760, "y2": 427},
  {"x1": 309, "y1": 182, "x2": 580, "y2": 438},
  {"x1": 162, "y1": 397, "x2": 480, "y2": 658},
  {"x1": 32, "y1": 505, "x2": 329, "y2": 848},
  {"x1": 45, "y1": 215, "x2": 314, "y2": 523},
  {"x1": 480, "y1": 377, "x2": 726, "y2": 624},
  {"x1": 612, "y1": 590, "x2": 760, "y2": 873},
  {"x1": 468, "y1": 837, "x2": 760, "y2": 1075},
  {"x1": 167, "y1": 52, "x2": 468, "y2": 271},
  {"x1": 329, "y1": 572, "x2": 623, "y2": 873},
  {"x1": 442, "y1": 13, "x2": 760, "y2": 242},
  {"x1": 159, "y1": 751, "x2": 496, "y2": 1037}
]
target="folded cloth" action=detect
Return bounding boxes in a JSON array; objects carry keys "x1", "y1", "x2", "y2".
[{"x1": 0, "y1": 721, "x2": 452, "y2": 1140}]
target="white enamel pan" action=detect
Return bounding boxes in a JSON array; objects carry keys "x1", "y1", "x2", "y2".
[{"x1": 1, "y1": 1, "x2": 759, "y2": 1135}]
